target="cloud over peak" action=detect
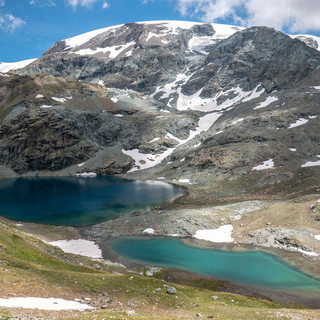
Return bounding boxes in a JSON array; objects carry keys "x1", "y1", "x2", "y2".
[{"x1": 174, "y1": 0, "x2": 320, "y2": 33}]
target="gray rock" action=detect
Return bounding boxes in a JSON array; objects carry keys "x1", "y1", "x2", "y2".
[{"x1": 166, "y1": 286, "x2": 177, "y2": 295}]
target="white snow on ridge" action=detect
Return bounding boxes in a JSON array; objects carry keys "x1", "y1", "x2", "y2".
[
  {"x1": 65, "y1": 24, "x2": 124, "y2": 49},
  {"x1": 193, "y1": 225, "x2": 234, "y2": 243},
  {"x1": 0, "y1": 297, "x2": 93, "y2": 311},
  {"x1": 290, "y1": 34, "x2": 320, "y2": 51},
  {"x1": 252, "y1": 159, "x2": 274, "y2": 171},
  {"x1": 315, "y1": 235, "x2": 320, "y2": 241},
  {"x1": 254, "y1": 96, "x2": 278, "y2": 110},
  {"x1": 49, "y1": 239, "x2": 102, "y2": 259},
  {"x1": 0, "y1": 58, "x2": 36, "y2": 73},
  {"x1": 288, "y1": 118, "x2": 308, "y2": 129}
]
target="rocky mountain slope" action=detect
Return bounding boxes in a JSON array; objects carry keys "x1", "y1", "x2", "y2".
[{"x1": 0, "y1": 20, "x2": 319, "y2": 197}]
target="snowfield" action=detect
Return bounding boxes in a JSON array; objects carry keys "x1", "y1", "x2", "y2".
[
  {"x1": 193, "y1": 225, "x2": 234, "y2": 243},
  {"x1": 49, "y1": 239, "x2": 103, "y2": 259},
  {"x1": 0, "y1": 297, "x2": 93, "y2": 311}
]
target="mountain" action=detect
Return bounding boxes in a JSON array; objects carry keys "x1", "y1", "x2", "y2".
[{"x1": 0, "y1": 21, "x2": 319, "y2": 199}]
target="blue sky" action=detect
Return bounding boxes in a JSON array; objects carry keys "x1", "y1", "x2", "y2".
[{"x1": 1, "y1": 0, "x2": 320, "y2": 62}]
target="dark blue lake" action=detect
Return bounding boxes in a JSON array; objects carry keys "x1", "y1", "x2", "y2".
[
  {"x1": 112, "y1": 237, "x2": 320, "y2": 291},
  {"x1": 0, "y1": 177, "x2": 181, "y2": 226}
]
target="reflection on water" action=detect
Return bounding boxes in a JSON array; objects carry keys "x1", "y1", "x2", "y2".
[{"x1": 0, "y1": 176, "x2": 181, "y2": 226}]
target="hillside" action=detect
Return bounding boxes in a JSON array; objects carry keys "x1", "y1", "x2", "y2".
[{"x1": 1, "y1": 218, "x2": 320, "y2": 319}]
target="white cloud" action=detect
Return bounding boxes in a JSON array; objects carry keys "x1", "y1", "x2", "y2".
[
  {"x1": 0, "y1": 13, "x2": 25, "y2": 32},
  {"x1": 102, "y1": 1, "x2": 109, "y2": 8},
  {"x1": 172, "y1": 0, "x2": 320, "y2": 33},
  {"x1": 0, "y1": 0, "x2": 5, "y2": 7},
  {"x1": 67, "y1": 0, "x2": 101, "y2": 8}
]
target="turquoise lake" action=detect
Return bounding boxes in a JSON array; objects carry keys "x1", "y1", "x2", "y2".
[
  {"x1": 0, "y1": 177, "x2": 181, "y2": 226},
  {"x1": 112, "y1": 237, "x2": 320, "y2": 290}
]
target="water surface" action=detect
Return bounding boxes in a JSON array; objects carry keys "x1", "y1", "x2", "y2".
[
  {"x1": 112, "y1": 237, "x2": 320, "y2": 290},
  {"x1": 0, "y1": 177, "x2": 180, "y2": 226}
]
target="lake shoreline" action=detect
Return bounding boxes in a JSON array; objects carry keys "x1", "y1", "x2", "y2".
[{"x1": 1, "y1": 177, "x2": 320, "y2": 309}]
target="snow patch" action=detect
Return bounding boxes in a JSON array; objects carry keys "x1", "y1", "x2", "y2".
[
  {"x1": 40, "y1": 105, "x2": 52, "y2": 109},
  {"x1": 123, "y1": 112, "x2": 221, "y2": 172},
  {"x1": 52, "y1": 97, "x2": 66, "y2": 103},
  {"x1": 315, "y1": 235, "x2": 320, "y2": 241},
  {"x1": 178, "y1": 178, "x2": 191, "y2": 184},
  {"x1": 309, "y1": 115, "x2": 318, "y2": 119},
  {"x1": 177, "y1": 85, "x2": 263, "y2": 112},
  {"x1": 231, "y1": 118, "x2": 244, "y2": 125},
  {"x1": 301, "y1": 156, "x2": 320, "y2": 167},
  {"x1": 254, "y1": 96, "x2": 278, "y2": 110},
  {"x1": 289, "y1": 148, "x2": 297, "y2": 152},
  {"x1": 77, "y1": 162, "x2": 85, "y2": 167},
  {"x1": 76, "y1": 172, "x2": 97, "y2": 177},
  {"x1": 49, "y1": 239, "x2": 102, "y2": 259},
  {"x1": 297, "y1": 249, "x2": 318, "y2": 257},
  {"x1": 193, "y1": 225, "x2": 234, "y2": 243},
  {"x1": 111, "y1": 97, "x2": 118, "y2": 103},
  {"x1": 149, "y1": 137, "x2": 160, "y2": 143},
  {"x1": 35, "y1": 94, "x2": 44, "y2": 99},
  {"x1": 252, "y1": 159, "x2": 274, "y2": 171},
  {"x1": 288, "y1": 118, "x2": 308, "y2": 129},
  {"x1": 0, "y1": 297, "x2": 93, "y2": 311},
  {"x1": 74, "y1": 41, "x2": 135, "y2": 59},
  {"x1": 143, "y1": 228, "x2": 155, "y2": 234}
]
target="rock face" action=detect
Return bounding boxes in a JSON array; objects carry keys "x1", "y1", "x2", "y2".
[{"x1": 0, "y1": 21, "x2": 319, "y2": 195}]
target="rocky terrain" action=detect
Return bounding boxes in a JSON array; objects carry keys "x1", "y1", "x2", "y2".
[
  {"x1": 0, "y1": 20, "x2": 320, "y2": 319},
  {"x1": 0, "y1": 21, "x2": 317, "y2": 196}
]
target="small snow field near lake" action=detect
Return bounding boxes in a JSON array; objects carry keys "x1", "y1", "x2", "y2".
[
  {"x1": 288, "y1": 118, "x2": 308, "y2": 129},
  {"x1": 297, "y1": 249, "x2": 318, "y2": 257},
  {"x1": 193, "y1": 225, "x2": 234, "y2": 243},
  {"x1": 252, "y1": 159, "x2": 274, "y2": 171},
  {"x1": 179, "y1": 178, "x2": 191, "y2": 184},
  {"x1": 143, "y1": 228, "x2": 155, "y2": 234},
  {"x1": 0, "y1": 297, "x2": 93, "y2": 311},
  {"x1": 76, "y1": 172, "x2": 97, "y2": 177},
  {"x1": 49, "y1": 239, "x2": 102, "y2": 259}
]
